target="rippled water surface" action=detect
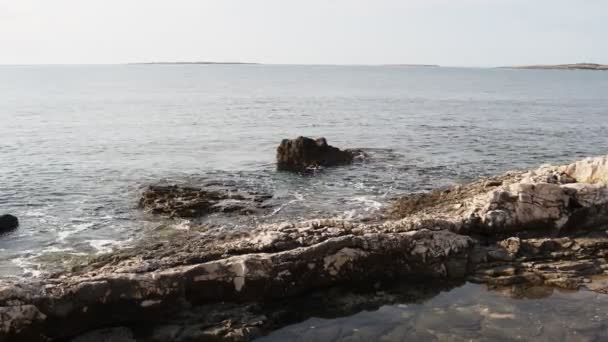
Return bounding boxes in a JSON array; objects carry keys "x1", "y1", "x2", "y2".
[
  {"x1": 1, "y1": 64, "x2": 608, "y2": 276},
  {"x1": 259, "y1": 283, "x2": 608, "y2": 341}
]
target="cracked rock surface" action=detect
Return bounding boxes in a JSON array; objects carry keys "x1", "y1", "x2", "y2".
[
  {"x1": 139, "y1": 183, "x2": 273, "y2": 218},
  {"x1": 3, "y1": 155, "x2": 608, "y2": 341}
]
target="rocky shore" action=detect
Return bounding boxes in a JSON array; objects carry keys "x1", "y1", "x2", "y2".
[
  {"x1": 509, "y1": 63, "x2": 608, "y2": 71},
  {"x1": 2, "y1": 155, "x2": 608, "y2": 341}
]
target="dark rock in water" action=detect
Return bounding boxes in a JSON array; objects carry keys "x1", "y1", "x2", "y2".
[
  {"x1": 276, "y1": 136, "x2": 361, "y2": 172},
  {"x1": 139, "y1": 184, "x2": 272, "y2": 218},
  {"x1": 0, "y1": 214, "x2": 19, "y2": 233}
]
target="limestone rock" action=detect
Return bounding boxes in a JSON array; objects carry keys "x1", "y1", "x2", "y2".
[
  {"x1": 389, "y1": 155, "x2": 608, "y2": 235},
  {"x1": 5, "y1": 154, "x2": 608, "y2": 340},
  {"x1": 0, "y1": 224, "x2": 473, "y2": 341}
]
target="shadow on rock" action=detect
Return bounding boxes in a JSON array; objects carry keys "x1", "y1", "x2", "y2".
[{"x1": 69, "y1": 280, "x2": 464, "y2": 342}]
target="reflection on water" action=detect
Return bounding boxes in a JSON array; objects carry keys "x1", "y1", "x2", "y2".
[{"x1": 259, "y1": 283, "x2": 608, "y2": 341}]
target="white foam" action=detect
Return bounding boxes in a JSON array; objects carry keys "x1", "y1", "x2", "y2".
[
  {"x1": 11, "y1": 257, "x2": 43, "y2": 278},
  {"x1": 41, "y1": 246, "x2": 78, "y2": 253},
  {"x1": 173, "y1": 220, "x2": 191, "y2": 230},
  {"x1": 266, "y1": 192, "x2": 305, "y2": 217},
  {"x1": 24, "y1": 209, "x2": 51, "y2": 218},
  {"x1": 351, "y1": 196, "x2": 384, "y2": 211},
  {"x1": 57, "y1": 222, "x2": 95, "y2": 241},
  {"x1": 87, "y1": 240, "x2": 117, "y2": 254},
  {"x1": 341, "y1": 209, "x2": 357, "y2": 220},
  {"x1": 87, "y1": 238, "x2": 132, "y2": 254}
]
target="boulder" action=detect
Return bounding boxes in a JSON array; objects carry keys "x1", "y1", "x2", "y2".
[
  {"x1": 276, "y1": 137, "x2": 359, "y2": 172},
  {"x1": 0, "y1": 214, "x2": 18, "y2": 233}
]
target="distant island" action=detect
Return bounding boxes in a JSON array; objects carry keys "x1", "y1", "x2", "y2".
[
  {"x1": 134, "y1": 61, "x2": 260, "y2": 65},
  {"x1": 382, "y1": 64, "x2": 440, "y2": 67},
  {"x1": 507, "y1": 63, "x2": 608, "y2": 71}
]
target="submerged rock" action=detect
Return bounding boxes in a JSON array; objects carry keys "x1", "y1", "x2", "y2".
[
  {"x1": 276, "y1": 136, "x2": 362, "y2": 172},
  {"x1": 0, "y1": 214, "x2": 19, "y2": 233},
  {"x1": 139, "y1": 184, "x2": 272, "y2": 218}
]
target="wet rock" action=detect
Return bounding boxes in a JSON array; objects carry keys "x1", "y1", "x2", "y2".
[
  {"x1": 276, "y1": 136, "x2": 360, "y2": 172},
  {"x1": 476, "y1": 265, "x2": 518, "y2": 277},
  {"x1": 486, "y1": 248, "x2": 515, "y2": 262},
  {"x1": 544, "y1": 277, "x2": 582, "y2": 289},
  {"x1": 0, "y1": 214, "x2": 19, "y2": 233},
  {"x1": 471, "y1": 232, "x2": 608, "y2": 292},
  {"x1": 139, "y1": 184, "x2": 272, "y2": 218},
  {"x1": 6, "y1": 155, "x2": 608, "y2": 340}
]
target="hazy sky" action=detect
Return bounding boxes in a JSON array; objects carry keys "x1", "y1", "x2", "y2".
[{"x1": 0, "y1": 0, "x2": 605, "y2": 66}]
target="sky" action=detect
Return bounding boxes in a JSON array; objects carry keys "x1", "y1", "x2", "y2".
[{"x1": 0, "y1": 0, "x2": 606, "y2": 66}]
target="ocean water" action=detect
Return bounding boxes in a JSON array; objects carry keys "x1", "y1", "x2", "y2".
[{"x1": 1, "y1": 64, "x2": 608, "y2": 277}]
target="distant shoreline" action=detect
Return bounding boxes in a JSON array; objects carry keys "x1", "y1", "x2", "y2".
[
  {"x1": 133, "y1": 61, "x2": 260, "y2": 65},
  {"x1": 504, "y1": 63, "x2": 608, "y2": 71},
  {"x1": 130, "y1": 62, "x2": 441, "y2": 67},
  {"x1": 381, "y1": 64, "x2": 440, "y2": 67}
]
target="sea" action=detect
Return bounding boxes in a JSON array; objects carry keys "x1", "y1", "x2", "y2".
[{"x1": 2, "y1": 64, "x2": 608, "y2": 339}]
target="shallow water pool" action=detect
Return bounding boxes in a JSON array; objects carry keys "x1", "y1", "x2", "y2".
[{"x1": 259, "y1": 283, "x2": 608, "y2": 341}]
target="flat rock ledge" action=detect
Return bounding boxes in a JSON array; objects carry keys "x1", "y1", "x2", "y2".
[
  {"x1": 139, "y1": 183, "x2": 273, "y2": 218},
  {"x1": 4, "y1": 155, "x2": 608, "y2": 341}
]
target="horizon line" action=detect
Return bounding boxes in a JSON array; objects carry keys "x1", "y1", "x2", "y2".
[{"x1": 0, "y1": 61, "x2": 605, "y2": 69}]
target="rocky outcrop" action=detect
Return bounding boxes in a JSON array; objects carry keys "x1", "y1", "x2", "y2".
[
  {"x1": 386, "y1": 155, "x2": 608, "y2": 291},
  {"x1": 276, "y1": 136, "x2": 362, "y2": 172},
  {"x1": 469, "y1": 231, "x2": 608, "y2": 291},
  {"x1": 139, "y1": 184, "x2": 273, "y2": 218},
  {"x1": 3, "y1": 155, "x2": 608, "y2": 341},
  {"x1": 388, "y1": 156, "x2": 608, "y2": 235},
  {"x1": 0, "y1": 214, "x2": 19, "y2": 233},
  {"x1": 0, "y1": 224, "x2": 472, "y2": 341}
]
